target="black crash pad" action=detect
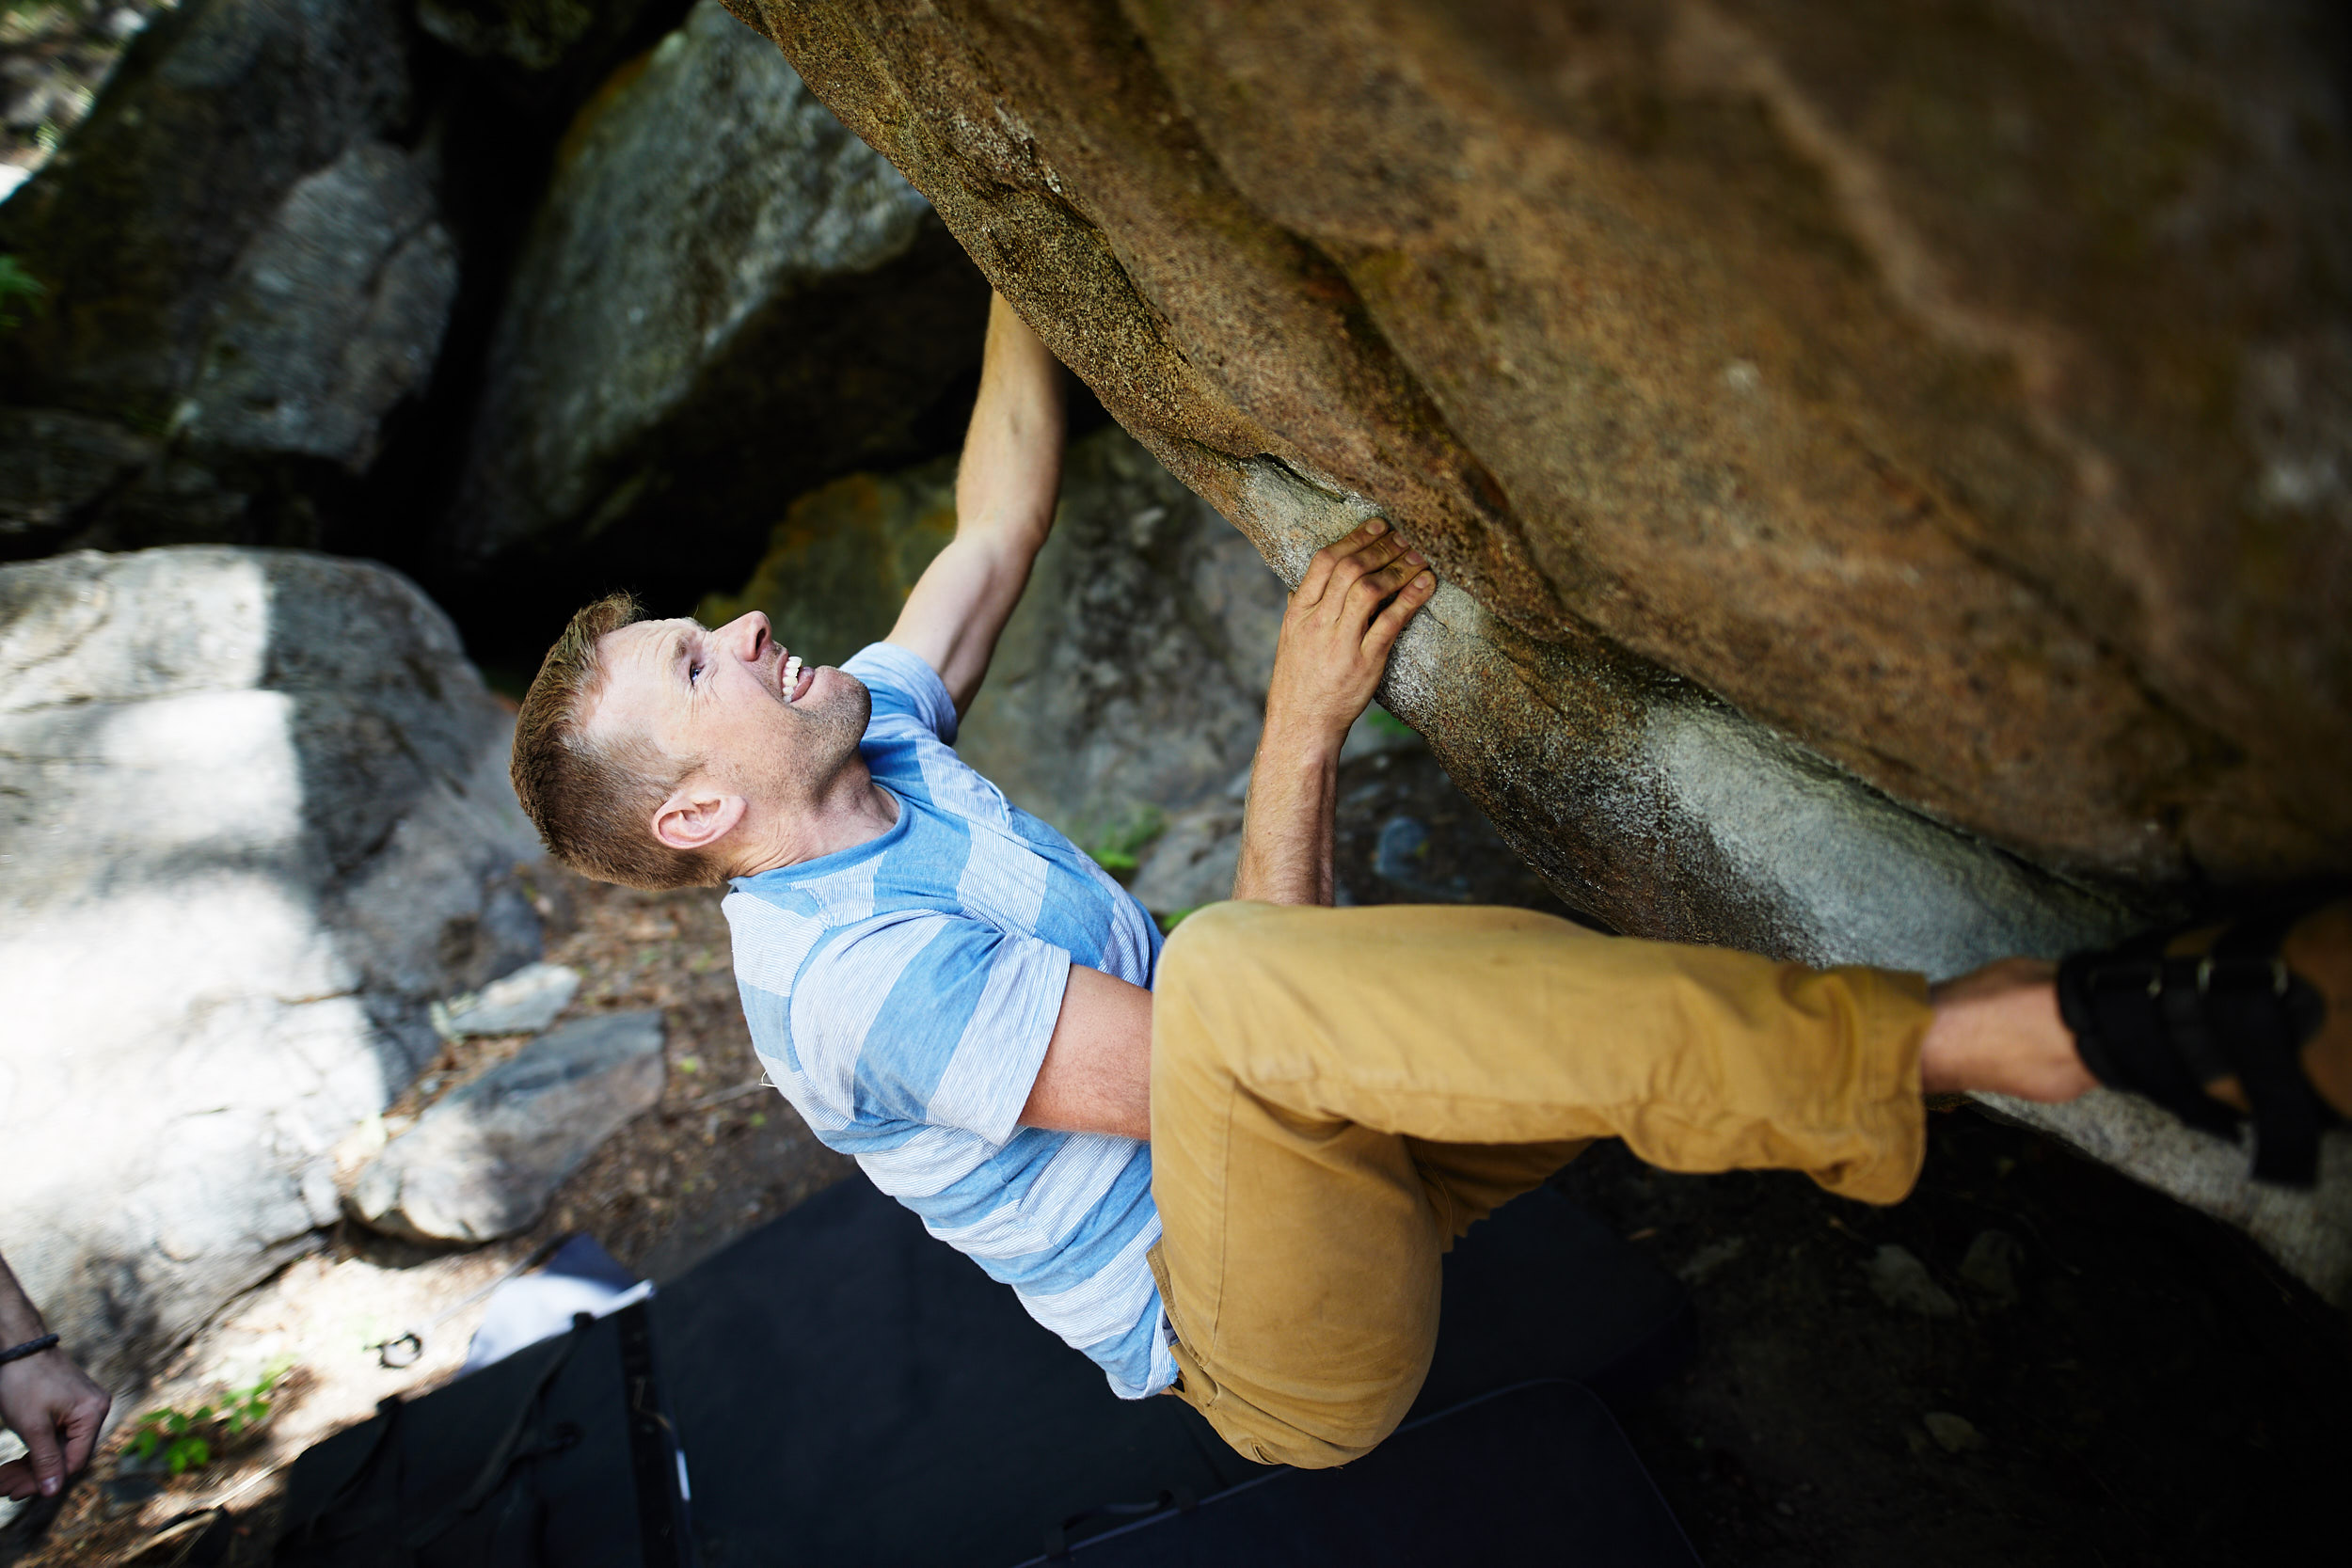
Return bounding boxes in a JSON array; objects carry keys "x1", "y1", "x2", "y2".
[
  {"x1": 1011, "y1": 1380, "x2": 1700, "y2": 1566},
  {"x1": 276, "y1": 1175, "x2": 1691, "y2": 1566}
]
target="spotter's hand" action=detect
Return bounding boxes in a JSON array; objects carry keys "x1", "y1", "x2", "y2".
[{"x1": 1264, "y1": 518, "x2": 1435, "y2": 746}]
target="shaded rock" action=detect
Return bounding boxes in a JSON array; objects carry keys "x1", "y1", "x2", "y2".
[
  {"x1": 1923, "y1": 1412, "x2": 1987, "y2": 1455},
  {"x1": 0, "y1": 0, "x2": 414, "y2": 420},
  {"x1": 1867, "y1": 1244, "x2": 1960, "y2": 1319},
  {"x1": 1676, "y1": 1237, "x2": 1746, "y2": 1285},
  {"x1": 705, "y1": 425, "x2": 1289, "y2": 856},
  {"x1": 0, "y1": 546, "x2": 546, "y2": 1389},
  {"x1": 432, "y1": 961, "x2": 582, "y2": 1041},
  {"x1": 1374, "y1": 814, "x2": 1471, "y2": 903},
  {"x1": 695, "y1": 453, "x2": 957, "y2": 671},
  {"x1": 350, "y1": 1011, "x2": 666, "y2": 1243},
  {"x1": 1128, "y1": 799, "x2": 1245, "y2": 918},
  {"x1": 1959, "y1": 1228, "x2": 2026, "y2": 1308},
  {"x1": 447, "y1": 0, "x2": 988, "y2": 600},
  {"x1": 179, "y1": 141, "x2": 458, "y2": 470},
  {"x1": 746, "y1": 0, "x2": 2352, "y2": 1300},
  {"x1": 0, "y1": 408, "x2": 159, "y2": 544},
  {"x1": 418, "y1": 0, "x2": 669, "y2": 76},
  {"x1": 0, "y1": 0, "x2": 435, "y2": 550}
]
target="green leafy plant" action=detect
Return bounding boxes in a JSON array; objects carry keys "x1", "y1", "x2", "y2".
[
  {"x1": 128, "y1": 1359, "x2": 294, "y2": 1475},
  {"x1": 0, "y1": 255, "x2": 44, "y2": 331},
  {"x1": 1085, "y1": 807, "x2": 1167, "y2": 875},
  {"x1": 1153, "y1": 906, "x2": 1199, "y2": 936}
]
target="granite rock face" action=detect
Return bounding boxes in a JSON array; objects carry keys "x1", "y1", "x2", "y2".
[
  {"x1": 734, "y1": 0, "x2": 2352, "y2": 1296},
  {"x1": 446, "y1": 0, "x2": 990, "y2": 601},
  {"x1": 351, "y1": 1010, "x2": 667, "y2": 1244},
  {"x1": 0, "y1": 546, "x2": 548, "y2": 1386}
]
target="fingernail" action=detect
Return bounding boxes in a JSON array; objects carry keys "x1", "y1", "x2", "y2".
[
  {"x1": 1364, "y1": 518, "x2": 1387, "y2": 535},
  {"x1": 1407, "y1": 551, "x2": 1425, "y2": 564},
  {"x1": 41, "y1": 1477, "x2": 58, "y2": 1497}
]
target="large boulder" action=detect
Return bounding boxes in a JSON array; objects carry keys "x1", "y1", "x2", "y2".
[
  {"x1": 0, "y1": 546, "x2": 547, "y2": 1387},
  {"x1": 444, "y1": 0, "x2": 991, "y2": 609},
  {"x1": 0, "y1": 0, "x2": 451, "y2": 553},
  {"x1": 728, "y1": 1, "x2": 2352, "y2": 1296}
]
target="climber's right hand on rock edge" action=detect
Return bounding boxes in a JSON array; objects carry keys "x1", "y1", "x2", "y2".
[{"x1": 1263, "y1": 518, "x2": 1436, "y2": 747}]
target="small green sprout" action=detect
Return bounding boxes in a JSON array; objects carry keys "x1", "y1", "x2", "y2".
[
  {"x1": 0, "y1": 255, "x2": 45, "y2": 331},
  {"x1": 128, "y1": 1358, "x2": 294, "y2": 1474},
  {"x1": 1086, "y1": 807, "x2": 1167, "y2": 875}
]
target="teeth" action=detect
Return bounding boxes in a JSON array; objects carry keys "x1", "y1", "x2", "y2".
[{"x1": 783, "y1": 655, "x2": 802, "y2": 701}]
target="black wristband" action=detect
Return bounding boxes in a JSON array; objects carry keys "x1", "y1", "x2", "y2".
[{"x1": 0, "y1": 1334, "x2": 59, "y2": 1367}]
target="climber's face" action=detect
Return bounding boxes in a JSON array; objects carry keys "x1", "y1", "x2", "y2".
[{"x1": 587, "y1": 610, "x2": 870, "y2": 830}]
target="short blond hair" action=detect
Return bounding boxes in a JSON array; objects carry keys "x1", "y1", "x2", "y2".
[{"x1": 510, "y1": 594, "x2": 719, "y2": 890}]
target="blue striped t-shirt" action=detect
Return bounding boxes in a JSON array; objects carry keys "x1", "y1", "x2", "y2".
[{"x1": 722, "y1": 641, "x2": 1175, "y2": 1399}]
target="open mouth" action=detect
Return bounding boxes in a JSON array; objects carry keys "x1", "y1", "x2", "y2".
[{"x1": 781, "y1": 654, "x2": 808, "y2": 704}]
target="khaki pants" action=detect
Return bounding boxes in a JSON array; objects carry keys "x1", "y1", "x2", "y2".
[{"x1": 1145, "y1": 901, "x2": 1933, "y2": 1469}]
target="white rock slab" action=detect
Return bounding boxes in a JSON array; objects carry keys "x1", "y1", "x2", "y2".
[
  {"x1": 432, "y1": 962, "x2": 583, "y2": 1040},
  {"x1": 0, "y1": 546, "x2": 547, "y2": 1387},
  {"x1": 351, "y1": 1012, "x2": 668, "y2": 1244}
]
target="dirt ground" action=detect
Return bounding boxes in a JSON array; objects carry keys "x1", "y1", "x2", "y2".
[{"x1": 8, "y1": 744, "x2": 2349, "y2": 1566}]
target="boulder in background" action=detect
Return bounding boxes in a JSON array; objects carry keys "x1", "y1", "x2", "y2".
[
  {"x1": 0, "y1": 0, "x2": 441, "y2": 552},
  {"x1": 0, "y1": 546, "x2": 548, "y2": 1387},
  {"x1": 445, "y1": 0, "x2": 991, "y2": 606}
]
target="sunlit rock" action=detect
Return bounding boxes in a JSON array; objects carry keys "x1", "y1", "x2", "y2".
[
  {"x1": 350, "y1": 1011, "x2": 666, "y2": 1244},
  {"x1": 0, "y1": 546, "x2": 546, "y2": 1386}
]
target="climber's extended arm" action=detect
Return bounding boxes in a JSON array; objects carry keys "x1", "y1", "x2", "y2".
[
  {"x1": 885, "y1": 292, "x2": 1067, "y2": 717},
  {"x1": 1232, "y1": 521, "x2": 1435, "y2": 906}
]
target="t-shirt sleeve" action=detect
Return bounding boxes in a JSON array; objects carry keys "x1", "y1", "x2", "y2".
[
  {"x1": 843, "y1": 641, "x2": 959, "y2": 744},
  {"x1": 794, "y1": 912, "x2": 1072, "y2": 1145}
]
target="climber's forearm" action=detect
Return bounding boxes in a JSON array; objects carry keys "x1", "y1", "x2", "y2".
[
  {"x1": 1231, "y1": 717, "x2": 1341, "y2": 906},
  {"x1": 887, "y1": 293, "x2": 1066, "y2": 715}
]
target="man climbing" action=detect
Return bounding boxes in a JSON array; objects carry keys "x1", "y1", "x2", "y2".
[{"x1": 509, "y1": 293, "x2": 2351, "y2": 1468}]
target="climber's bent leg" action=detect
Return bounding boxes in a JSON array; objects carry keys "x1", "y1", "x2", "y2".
[{"x1": 1144, "y1": 900, "x2": 1934, "y2": 1468}]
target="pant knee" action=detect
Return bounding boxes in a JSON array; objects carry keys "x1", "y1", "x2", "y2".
[
  {"x1": 1157, "y1": 900, "x2": 1261, "y2": 996},
  {"x1": 1201, "y1": 1395, "x2": 1404, "y2": 1470}
]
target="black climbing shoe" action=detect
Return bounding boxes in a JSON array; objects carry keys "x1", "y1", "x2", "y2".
[{"x1": 2057, "y1": 887, "x2": 2351, "y2": 1188}]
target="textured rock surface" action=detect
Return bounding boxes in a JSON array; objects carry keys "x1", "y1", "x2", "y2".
[
  {"x1": 743, "y1": 0, "x2": 2350, "y2": 889},
  {"x1": 433, "y1": 961, "x2": 583, "y2": 1040},
  {"x1": 703, "y1": 425, "x2": 1287, "y2": 860},
  {"x1": 0, "y1": 0, "x2": 439, "y2": 550},
  {"x1": 179, "y1": 140, "x2": 458, "y2": 470},
  {"x1": 351, "y1": 1010, "x2": 667, "y2": 1243},
  {"x1": 736, "y1": 0, "x2": 2352, "y2": 1296},
  {"x1": 446, "y1": 0, "x2": 990, "y2": 598},
  {"x1": 0, "y1": 546, "x2": 547, "y2": 1386},
  {"x1": 418, "y1": 0, "x2": 668, "y2": 75}
]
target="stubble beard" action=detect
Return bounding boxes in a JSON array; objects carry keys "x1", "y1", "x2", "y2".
[{"x1": 774, "y1": 669, "x2": 871, "y2": 800}]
